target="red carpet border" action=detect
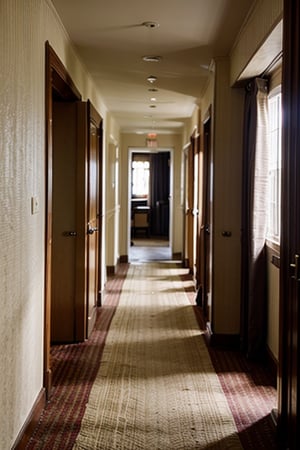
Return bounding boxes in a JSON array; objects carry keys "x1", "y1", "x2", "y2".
[{"x1": 26, "y1": 264, "x2": 128, "y2": 450}]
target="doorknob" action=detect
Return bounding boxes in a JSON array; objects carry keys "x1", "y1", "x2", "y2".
[
  {"x1": 290, "y1": 254, "x2": 300, "y2": 280},
  {"x1": 63, "y1": 231, "x2": 77, "y2": 237},
  {"x1": 87, "y1": 227, "x2": 98, "y2": 235}
]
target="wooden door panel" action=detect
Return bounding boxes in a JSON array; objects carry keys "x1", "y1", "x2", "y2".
[
  {"x1": 184, "y1": 142, "x2": 195, "y2": 271},
  {"x1": 198, "y1": 117, "x2": 212, "y2": 321},
  {"x1": 87, "y1": 118, "x2": 99, "y2": 336},
  {"x1": 187, "y1": 142, "x2": 194, "y2": 271},
  {"x1": 278, "y1": 2, "x2": 300, "y2": 448},
  {"x1": 51, "y1": 102, "x2": 77, "y2": 342}
]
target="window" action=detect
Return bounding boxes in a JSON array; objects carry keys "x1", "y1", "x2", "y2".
[
  {"x1": 267, "y1": 90, "x2": 282, "y2": 243},
  {"x1": 132, "y1": 160, "x2": 150, "y2": 197}
]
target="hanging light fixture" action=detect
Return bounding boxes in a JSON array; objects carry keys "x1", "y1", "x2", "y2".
[
  {"x1": 142, "y1": 55, "x2": 162, "y2": 63},
  {"x1": 142, "y1": 21, "x2": 160, "y2": 29},
  {"x1": 147, "y1": 75, "x2": 157, "y2": 84}
]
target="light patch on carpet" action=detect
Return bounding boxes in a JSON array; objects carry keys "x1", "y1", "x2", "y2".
[{"x1": 73, "y1": 262, "x2": 242, "y2": 450}]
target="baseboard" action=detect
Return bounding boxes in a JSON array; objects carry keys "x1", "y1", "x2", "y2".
[
  {"x1": 12, "y1": 388, "x2": 46, "y2": 449},
  {"x1": 266, "y1": 345, "x2": 278, "y2": 386},
  {"x1": 119, "y1": 254, "x2": 128, "y2": 263},
  {"x1": 205, "y1": 323, "x2": 240, "y2": 350},
  {"x1": 206, "y1": 325, "x2": 278, "y2": 381}
]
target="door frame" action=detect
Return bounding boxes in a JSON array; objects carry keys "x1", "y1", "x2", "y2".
[
  {"x1": 86, "y1": 100, "x2": 102, "y2": 336},
  {"x1": 127, "y1": 147, "x2": 174, "y2": 255},
  {"x1": 44, "y1": 42, "x2": 82, "y2": 397},
  {"x1": 183, "y1": 132, "x2": 200, "y2": 273},
  {"x1": 197, "y1": 108, "x2": 212, "y2": 322},
  {"x1": 278, "y1": 2, "x2": 300, "y2": 447}
]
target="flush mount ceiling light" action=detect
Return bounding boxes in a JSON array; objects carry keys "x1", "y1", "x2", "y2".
[
  {"x1": 147, "y1": 75, "x2": 157, "y2": 84},
  {"x1": 150, "y1": 97, "x2": 157, "y2": 102},
  {"x1": 142, "y1": 21, "x2": 160, "y2": 29},
  {"x1": 142, "y1": 55, "x2": 162, "y2": 63}
]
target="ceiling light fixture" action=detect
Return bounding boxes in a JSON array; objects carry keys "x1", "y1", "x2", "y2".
[
  {"x1": 142, "y1": 21, "x2": 159, "y2": 29},
  {"x1": 148, "y1": 88, "x2": 158, "y2": 92},
  {"x1": 142, "y1": 55, "x2": 162, "y2": 63},
  {"x1": 150, "y1": 97, "x2": 157, "y2": 102},
  {"x1": 147, "y1": 75, "x2": 157, "y2": 84},
  {"x1": 149, "y1": 104, "x2": 157, "y2": 108}
]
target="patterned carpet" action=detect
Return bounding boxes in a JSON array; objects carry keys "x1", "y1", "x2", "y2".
[
  {"x1": 25, "y1": 261, "x2": 278, "y2": 449},
  {"x1": 25, "y1": 264, "x2": 128, "y2": 450},
  {"x1": 73, "y1": 262, "x2": 242, "y2": 449}
]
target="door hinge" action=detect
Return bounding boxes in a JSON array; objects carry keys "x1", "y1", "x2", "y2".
[{"x1": 290, "y1": 254, "x2": 300, "y2": 280}]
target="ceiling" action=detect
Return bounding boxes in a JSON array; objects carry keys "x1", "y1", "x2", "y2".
[{"x1": 52, "y1": 0, "x2": 255, "y2": 134}]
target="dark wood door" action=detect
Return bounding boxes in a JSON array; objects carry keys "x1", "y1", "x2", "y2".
[
  {"x1": 192, "y1": 135, "x2": 201, "y2": 286},
  {"x1": 278, "y1": 2, "x2": 300, "y2": 448},
  {"x1": 188, "y1": 141, "x2": 195, "y2": 271},
  {"x1": 51, "y1": 101, "x2": 80, "y2": 343},
  {"x1": 51, "y1": 101, "x2": 102, "y2": 343},
  {"x1": 197, "y1": 117, "x2": 212, "y2": 321},
  {"x1": 86, "y1": 102, "x2": 101, "y2": 336},
  {"x1": 184, "y1": 142, "x2": 194, "y2": 271}
]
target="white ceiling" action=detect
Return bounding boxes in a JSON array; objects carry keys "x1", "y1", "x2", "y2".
[{"x1": 52, "y1": 0, "x2": 255, "y2": 134}]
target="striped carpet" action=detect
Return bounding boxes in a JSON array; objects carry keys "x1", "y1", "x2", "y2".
[{"x1": 73, "y1": 262, "x2": 242, "y2": 449}]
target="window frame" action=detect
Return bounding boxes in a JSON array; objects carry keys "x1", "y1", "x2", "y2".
[
  {"x1": 131, "y1": 159, "x2": 150, "y2": 199},
  {"x1": 266, "y1": 85, "x2": 282, "y2": 246}
]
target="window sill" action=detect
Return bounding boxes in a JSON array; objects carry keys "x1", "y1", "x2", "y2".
[{"x1": 266, "y1": 239, "x2": 280, "y2": 268}]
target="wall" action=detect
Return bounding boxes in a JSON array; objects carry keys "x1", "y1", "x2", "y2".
[
  {"x1": 212, "y1": 57, "x2": 244, "y2": 334},
  {"x1": 182, "y1": 105, "x2": 200, "y2": 146},
  {"x1": 229, "y1": 0, "x2": 283, "y2": 358},
  {"x1": 104, "y1": 114, "x2": 121, "y2": 272},
  {"x1": 119, "y1": 133, "x2": 183, "y2": 260},
  {"x1": 105, "y1": 140, "x2": 119, "y2": 271},
  {"x1": 0, "y1": 1, "x2": 112, "y2": 447},
  {"x1": 199, "y1": 59, "x2": 244, "y2": 334}
]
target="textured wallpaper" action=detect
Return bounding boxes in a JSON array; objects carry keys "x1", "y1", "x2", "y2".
[
  {"x1": 0, "y1": 1, "x2": 107, "y2": 448},
  {"x1": 0, "y1": 2, "x2": 46, "y2": 447}
]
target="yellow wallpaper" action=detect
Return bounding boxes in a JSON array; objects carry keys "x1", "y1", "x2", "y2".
[{"x1": 0, "y1": 1, "x2": 109, "y2": 447}]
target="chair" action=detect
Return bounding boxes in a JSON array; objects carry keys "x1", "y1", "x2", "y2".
[{"x1": 132, "y1": 206, "x2": 151, "y2": 237}]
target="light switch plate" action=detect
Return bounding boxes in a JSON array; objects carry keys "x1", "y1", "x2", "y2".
[{"x1": 31, "y1": 196, "x2": 39, "y2": 214}]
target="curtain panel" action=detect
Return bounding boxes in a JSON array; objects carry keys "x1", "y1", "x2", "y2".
[
  {"x1": 150, "y1": 152, "x2": 170, "y2": 236},
  {"x1": 241, "y1": 78, "x2": 270, "y2": 359}
]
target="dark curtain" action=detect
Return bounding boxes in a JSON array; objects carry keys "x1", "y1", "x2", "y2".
[
  {"x1": 150, "y1": 152, "x2": 170, "y2": 236},
  {"x1": 241, "y1": 78, "x2": 269, "y2": 359}
]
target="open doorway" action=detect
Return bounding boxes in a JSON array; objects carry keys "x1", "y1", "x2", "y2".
[{"x1": 128, "y1": 148, "x2": 173, "y2": 262}]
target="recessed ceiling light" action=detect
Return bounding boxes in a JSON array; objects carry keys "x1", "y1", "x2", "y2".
[
  {"x1": 142, "y1": 21, "x2": 160, "y2": 29},
  {"x1": 150, "y1": 97, "x2": 157, "y2": 102},
  {"x1": 147, "y1": 75, "x2": 157, "y2": 83},
  {"x1": 142, "y1": 55, "x2": 162, "y2": 63}
]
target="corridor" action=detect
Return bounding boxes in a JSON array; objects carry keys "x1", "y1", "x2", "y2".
[{"x1": 25, "y1": 253, "x2": 277, "y2": 449}]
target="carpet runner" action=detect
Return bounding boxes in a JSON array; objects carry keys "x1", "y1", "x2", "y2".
[{"x1": 73, "y1": 262, "x2": 242, "y2": 449}]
